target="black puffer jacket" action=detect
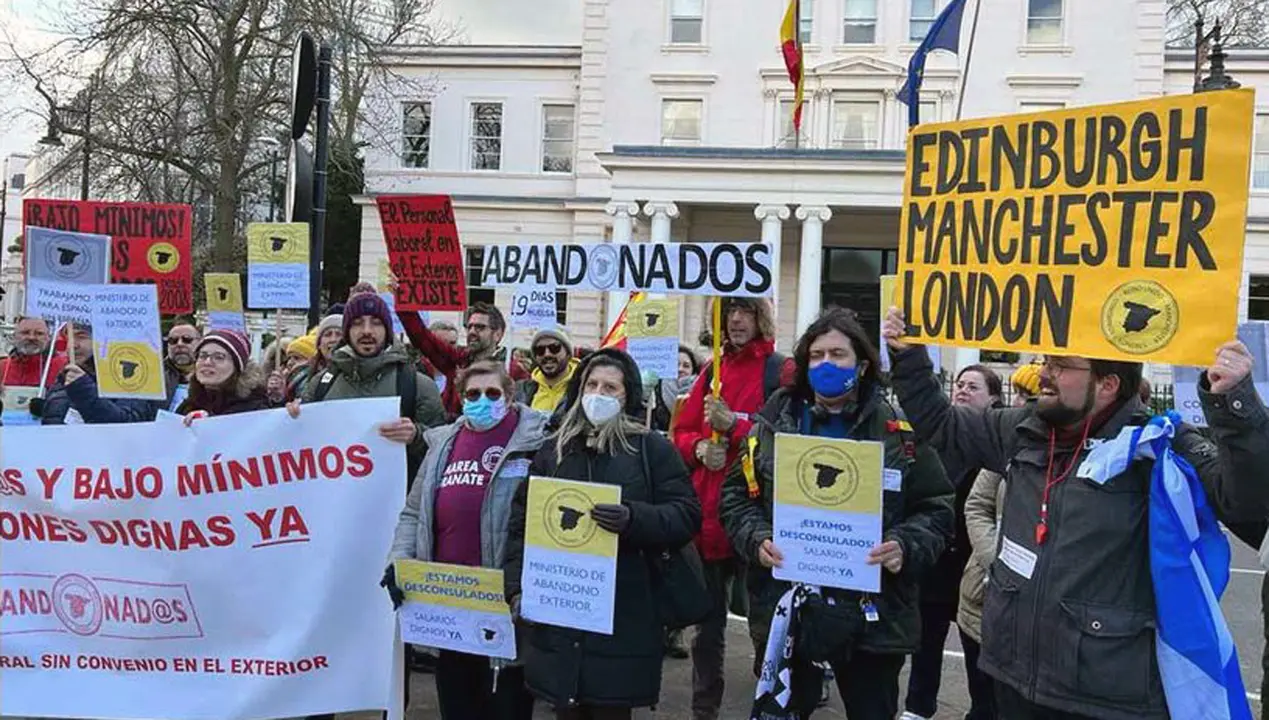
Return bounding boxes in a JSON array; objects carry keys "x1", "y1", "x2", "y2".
[
  {"x1": 720, "y1": 386, "x2": 954, "y2": 655},
  {"x1": 502, "y1": 348, "x2": 702, "y2": 710}
]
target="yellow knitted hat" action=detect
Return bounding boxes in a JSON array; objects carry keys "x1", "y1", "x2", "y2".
[
  {"x1": 1011, "y1": 363, "x2": 1042, "y2": 396},
  {"x1": 287, "y1": 333, "x2": 318, "y2": 360}
]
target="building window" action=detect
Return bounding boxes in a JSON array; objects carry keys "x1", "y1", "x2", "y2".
[
  {"x1": 661, "y1": 99, "x2": 703, "y2": 146},
  {"x1": 1019, "y1": 100, "x2": 1067, "y2": 114},
  {"x1": 1026, "y1": 0, "x2": 1063, "y2": 44},
  {"x1": 670, "y1": 0, "x2": 703, "y2": 44},
  {"x1": 919, "y1": 100, "x2": 937, "y2": 124},
  {"x1": 779, "y1": 99, "x2": 809, "y2": 147},
  {"x1": 910, "y1": 0, "x2": 936, "y2": 41},
  {"x1": 9, "y1": 173, "x2": 24, "y2": 191},
  {"x1": 555, "y1": 291, "x2": 569, "y2": 325},
  {"x1": 799, "y1": 0, "x2": 813, "y2": 44},
  {"x1": 469, "y1": 102, "x2": 503, "y2": 171},
  {"x1": 466, "y1": 247, "x2": 495, "y2": 306},
  {"x1": 832, "y1": 100, "x2": 879, "y2": 149},
  {"x1": 401, "y1": 102, "x2": 431, "y2": 169},
  {"x1": 1254, "y1": 114, "x2": 1269, "y2": 190},
  {"x1": 842, "y1": 0, "x2": 877, "y2": 44},
  {"x1": 541, "y1": 104, "x2": 575, "y2": 173},
  {"x1": 1250, "y1": 275, "x2": 1269, "y2": 320}
]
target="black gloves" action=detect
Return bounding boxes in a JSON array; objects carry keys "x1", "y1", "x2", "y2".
[
  {"x1": 590, "y1": 503, "x2": 632, "y2": 534},
  {"x1": 380, "y1": 565, "x2": 404, "y2": 609}
]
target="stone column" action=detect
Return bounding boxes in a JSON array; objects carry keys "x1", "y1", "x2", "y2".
[
  {"x1": 754, "y1": 204, "x2": 789, "y2": 346},
  {"x1": 794, "y1": 205, "x2": 832, "y2": 335},
  {"x1": 604, "y1": 200, "x2": 640, "y2": 335},
  {"x1": 643, "y1": 201, "x2": 680, "y2": 245}
]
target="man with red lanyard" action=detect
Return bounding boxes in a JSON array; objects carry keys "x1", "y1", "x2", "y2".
[
  {"x1": 2, "y1": 316, "x2": 68, "y2": 425},
  {"x1": 672, "y1": 297, "x2": 790, "y2": 720}
]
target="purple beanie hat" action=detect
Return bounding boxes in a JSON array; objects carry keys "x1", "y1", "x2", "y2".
[{"x1": 342, "y1": 291, "x2": 395, "y2": 340}]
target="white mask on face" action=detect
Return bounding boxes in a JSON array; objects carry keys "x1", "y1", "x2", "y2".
[{"x1": 582, "y1": 393, "x2": 622, "y2": 425}]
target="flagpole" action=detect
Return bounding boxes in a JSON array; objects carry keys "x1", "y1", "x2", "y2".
[{"x1": 954, "y1": 0, "x2": 983, "y2": 121}]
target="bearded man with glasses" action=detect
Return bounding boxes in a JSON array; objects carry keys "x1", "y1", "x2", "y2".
[
  {"x1": 515, "y1": 328, "x2": 579, "y2": 415},
  {"x1": 163, "y1": 322, "x2": 201, "y2": 412}
]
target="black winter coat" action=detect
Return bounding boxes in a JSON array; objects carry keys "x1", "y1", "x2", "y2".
[
  {"x1": 719, "y1": 387, "x2": 955, "y2": 656},
  {"x1": 503, "y1": 430, "x2": 701, "y2": 710}
]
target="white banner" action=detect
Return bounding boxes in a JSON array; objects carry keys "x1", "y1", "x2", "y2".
[
  {"x1": 0, "y1": 398, "x2": 404, "y2": 720},
  {"x1": 479, "y1": 242, "x2": 774, "y2": 297}
]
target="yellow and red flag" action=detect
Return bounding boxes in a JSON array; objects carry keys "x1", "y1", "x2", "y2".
[
  {"x1": 780, "y1": 0, "x2": 804, "y2": 133},
  {"x1": 600, "y1": 291, "x2": 648, "y2": 350}
]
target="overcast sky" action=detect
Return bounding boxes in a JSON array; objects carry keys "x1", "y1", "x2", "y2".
[{"x1": 0, "y1": 0, "x2": 583, "y2": 165}]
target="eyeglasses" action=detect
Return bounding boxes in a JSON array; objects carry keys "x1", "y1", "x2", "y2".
[
  {"x1": 534, "y1": 342, "x2": 563, "y2": 357},
  {"x1": 196, "y1": 351, "x2": 231, "y2": 364},
  {"x1": 167, "y1": 336, "x2": 198, "y2": 345},
  {"x1": 463, "y1": 387, "x2": 503, "y2": 402},
  {"x1": 1041, "y1": 358, "x2": 1092, "y2": 378}
]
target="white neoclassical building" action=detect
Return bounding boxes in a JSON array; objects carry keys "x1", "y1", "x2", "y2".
[{"x1": 357, "y1": 0, "x2": 1269, "y2": 369}]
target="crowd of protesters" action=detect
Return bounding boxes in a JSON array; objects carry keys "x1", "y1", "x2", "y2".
[{"x1": 4, "y1": 283, "x2": 1269, "y2": 720}]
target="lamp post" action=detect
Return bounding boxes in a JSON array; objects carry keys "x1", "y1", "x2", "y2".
[
  {"x1": 1195, "y1": 20, "x2": 1240, "y2": 93},
  {"x1": 255, "y1": 136, "x2": 282, "y2": 221},
  {"x1": 37, "y1": 93, "x2": 94, "y2": 201}
]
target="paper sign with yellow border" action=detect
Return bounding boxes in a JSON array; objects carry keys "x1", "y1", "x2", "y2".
[
  {"x1": 772, "y1": 433, "x2": 884, "y2": 592},
  {"x1": 205, "y1": 273, "x2": 244, "y2": 312},
  {"x1": 626, "y1": 297, "x2": 680, "y2": 339},
  {"x1": 97, "y1": 341, "x2": 166, "y2": 401},
  {"x1": 393, "y1": 559, "x2": 516, "y2": 659},
  {"x1": 897, "y1": 89, "x2": 1254, "y2": 366},
  {"x1": 521, "y1": 476, "x2": 620, "y2": 634},
  {"x1": 247, "y1": 222, "x2": 311, "y2": 309}
]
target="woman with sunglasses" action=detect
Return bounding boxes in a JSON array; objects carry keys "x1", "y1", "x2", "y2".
[
  {"x1": 385, "y1": 359, "x2": 551, "y2": 720},
  {"x1": 503, "y1": 348, "x2": 702, "y2": 720}
]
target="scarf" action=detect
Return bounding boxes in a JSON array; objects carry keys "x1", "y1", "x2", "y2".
[
  {"x1": 1076, "y1": 411, "x2": 1251, "y2": 720},
  {"x1": 746, "y1": 586, "x2": 817, "y2": 720}
]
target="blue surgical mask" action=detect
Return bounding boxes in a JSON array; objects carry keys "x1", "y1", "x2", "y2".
[
  {"x1": 809, "y1": 362, "x2": 858, "y2": 399},
  {"x1": 463, "y1": 396, "x2": 508, "y2": 431}
]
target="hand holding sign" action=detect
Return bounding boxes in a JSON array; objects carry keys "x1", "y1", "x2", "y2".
[
  {"x1": 867, "y1": 540, "x2": 904, "y2": 574},
  {"x1": 1208, "y1": 340, "x2": 1254, "y2": 394},
  {"x1": 758, "y1": 539, "x2": 784, "y2": 569},
  {"x1": 882, "y1": 307, "x2": 911, "y2": 353}
]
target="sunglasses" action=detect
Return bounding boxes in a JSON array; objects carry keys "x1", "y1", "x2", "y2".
[
  {"x1": 463, "y1": 387, "x2": 504, "y2": 402},
  {"x1": 534, "y1": 342, "x2": 563, "y2": 357},
  {"x1": 167, "y1": 336, "x2": 198, "y2": 345}
]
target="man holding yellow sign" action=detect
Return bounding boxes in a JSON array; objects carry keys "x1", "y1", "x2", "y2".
[{"x1": 720, "y1": 308, "x2": 953, "y2": 719}]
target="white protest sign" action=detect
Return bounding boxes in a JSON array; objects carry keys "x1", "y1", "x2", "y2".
[
  {"x1": 26, "y1": 278, "x2": 96, "y2": 326},
  {"x1": 520, "y1": 476, "x2": 620, "y2": 635},
  {"x1": 1171, "y1": 321, "x2": 1269, "y2": 427},
  {"x1": 508, "y1": 285, "x2": 558, "y2": 330},
  {"x1": 394, "y1": 560, "x2": 516, "y2": 660},
  {"x1": 92, "y1": 285, "x2": 167, "y2": 401},
  {"x1": 480, "y1": 242, "x2": 774, "y2": 297},
  {"x1": 771, "y1": 434, "x2": 884, "y2": 593},
  {"x1": 0, "y1": 398, "x2": 403, "y2": 720}
]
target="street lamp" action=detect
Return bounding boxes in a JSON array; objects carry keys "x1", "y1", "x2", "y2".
[
  {"x1": 37, "y1": 90, "x2": 94, "y2": 201},
  {"x1": 255, "y1": 136, "x2": 282, "y2": 222}
]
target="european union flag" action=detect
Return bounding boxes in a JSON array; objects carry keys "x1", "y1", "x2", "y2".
[{"x1": 897, "y1": 0, "x2": 970, "y2": 127}]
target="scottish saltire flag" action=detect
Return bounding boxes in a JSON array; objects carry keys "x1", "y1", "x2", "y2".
[
  {"x1": 751, "y1": 585, "x2": 816, "y2": 719},
  {"x1": 897, "y1": 0, "x2": 969, "y2": 127},
  {"x1": 1077, "y1": 412, "x2": 1252, "y2": 720}
]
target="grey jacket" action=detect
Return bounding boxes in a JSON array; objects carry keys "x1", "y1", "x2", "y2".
[
  {"x1": 957, "y1": 469, "x2": 1005, "y2": 643},
  {"x1": 389, "y1": 405, "x2": 550, "y2": 568},
  {"x1": 890, "y1": 346, "x2": 1269, "y2": 720}
]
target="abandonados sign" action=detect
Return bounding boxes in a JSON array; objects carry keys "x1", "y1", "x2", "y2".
[{"x1": 478, "y1": 242, "x2": 774, "y2": 297}]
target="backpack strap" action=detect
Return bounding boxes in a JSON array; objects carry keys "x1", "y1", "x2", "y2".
[
  {"x1": 312, "y1": 368, "x2": 339, "y2": 402},
  {"x1": 396, "y1": 365, "x2": 416, "y2": 421}
]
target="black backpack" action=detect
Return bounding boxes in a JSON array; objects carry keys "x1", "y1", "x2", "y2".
[{"x1": 311, "y1": 365, "x2": 423, "y2": 490}]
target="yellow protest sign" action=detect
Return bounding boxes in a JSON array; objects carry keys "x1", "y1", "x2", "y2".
[
  {"x1": 525, "y1": 476, "x2": 620, "y2": 558},
  {"x1": 97, "y1": 341, "x2": 166, "y2": 400},
  {"x1": 897, "y1": 89, "x2": 1254, "y2": 366},
  {"x1": 626, "y1": 297, "x2": 680, "y2": 339},
  {"x1": 773, "y1": 433, "x2": 882, "y2": 514},
  {"x1": 393, "y1": 559, "x2": 516, "y2": 659},
  {"x1": 205, "y1": 273, "x2": 243, "y2": 313},
  {"x1": 247, "y1": 223, "x2": 310, "y2": 265},
  {"x1": 394, "y1": 560, "x2": 507, "y2": 613},
  {"x1": 880, "y1": 275, "x2": 898, "y2": 308}
]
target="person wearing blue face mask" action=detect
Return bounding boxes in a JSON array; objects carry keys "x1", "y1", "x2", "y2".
[
  {"x1": 384, "y1": 359, "x2": 550, "y2": 720},
  {"x1": 719, "y1": 308, "x2": 954, "y2": 720}
]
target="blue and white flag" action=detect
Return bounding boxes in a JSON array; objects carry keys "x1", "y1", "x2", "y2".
[
  {"x1": 1078, "y1": 412, "x2": 1252, "y2": 720},
  {"x1": 897, "y1": 0, "x2": 970, "y2": 127}
]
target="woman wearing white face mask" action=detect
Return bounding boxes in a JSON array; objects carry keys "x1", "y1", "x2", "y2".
[
  {"x1": 385, "y1": 360, "x2": 550, "y2": 720},
  {"x1": 503, "y1": 348, "x2": 702, "y2": 720}
]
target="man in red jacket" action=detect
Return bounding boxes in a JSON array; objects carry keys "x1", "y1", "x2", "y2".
[
  {"x1": 2, "y1": 316, "x2": 69, "y2": 425},
  {"x1": 397, "y1": 301, "x2": 529, "y2": 419},
  {"x1": 673, "y1": 297, "x2": 789, "y2": 720}
]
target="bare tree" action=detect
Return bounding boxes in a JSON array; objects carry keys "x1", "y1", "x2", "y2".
[
  {"x1": 1167, "y1": 0, "x2": 1269, "y2": 47},
  {"x1": 0, "y1": 0, "x2": 451, "y2": 275}
]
